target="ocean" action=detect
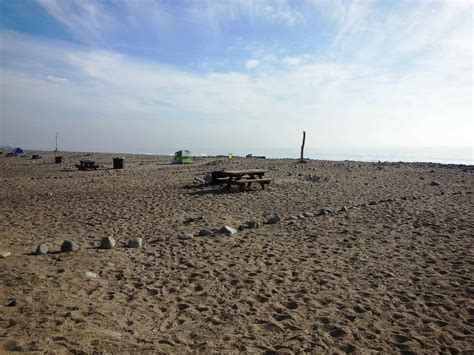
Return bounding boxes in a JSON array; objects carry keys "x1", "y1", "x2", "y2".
[{"x1": 199, "y1": 147, "x2": 473, "y2": 165}]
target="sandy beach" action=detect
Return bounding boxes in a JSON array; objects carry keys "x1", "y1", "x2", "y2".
[{"x1": 0, "y1": 152, "x2": 472, "y2": 353}]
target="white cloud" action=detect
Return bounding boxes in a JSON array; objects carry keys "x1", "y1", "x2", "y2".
[
  {"x1": 245, "y1": 59, "x2": 260, "y2": 69},
  {"x1": 282, "y1": 56, "x2": 302, "y2": 66},
  {"x1": 1, "y1": 1, "x2": 472, "y2": 151}
]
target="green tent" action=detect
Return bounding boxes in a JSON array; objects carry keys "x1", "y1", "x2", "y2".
[{"x1": 173, "y1": 150, "x2": 193, "y2": 164}]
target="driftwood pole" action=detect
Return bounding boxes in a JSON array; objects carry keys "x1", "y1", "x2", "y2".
[{"x1": 300, "y1": 131, "x2": 306, "y2": 162}]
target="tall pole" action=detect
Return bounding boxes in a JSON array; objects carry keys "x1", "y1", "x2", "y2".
[
  {"x1": 55, "y1": 131, "x2": 58, "y2": 152},
  {"x1": 300, "y1": 131, "x2": 306, "y2": 162}
]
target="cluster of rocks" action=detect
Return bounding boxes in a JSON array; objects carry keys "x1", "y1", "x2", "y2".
[
  {"x1": 27, "y1": 236, "x2": 144, "y2": 256},
  {"x1": 173, "y1": 214, "x2": 282, "y2": 241},
  {"x1": 100, "y1": 236, "x2": 143, "y2": 249}
]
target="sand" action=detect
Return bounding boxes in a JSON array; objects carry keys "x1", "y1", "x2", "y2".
[{"x1": 0, "y1": 152, "x2": 473, "y2": 353}]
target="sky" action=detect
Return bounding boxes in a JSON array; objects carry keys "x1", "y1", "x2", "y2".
[{"x1": 0, "y1": 0, "x2": 472, "y2": 154}]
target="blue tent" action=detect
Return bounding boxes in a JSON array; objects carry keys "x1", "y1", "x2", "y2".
[{"x1": 11, "y1": 147, "x2": 24, "y2": 155}]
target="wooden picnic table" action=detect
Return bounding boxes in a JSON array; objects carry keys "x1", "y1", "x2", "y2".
[{"x1": 220, "y1": 169, "x2": 273, "y2": 190}]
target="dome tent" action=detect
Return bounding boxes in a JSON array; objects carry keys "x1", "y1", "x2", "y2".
[
  {"x1": 11, "y1": 147, "x2": 24, "y2": 155},
  {"x1": 173, "y1": 150, "x2": 193, "y2": 164}
]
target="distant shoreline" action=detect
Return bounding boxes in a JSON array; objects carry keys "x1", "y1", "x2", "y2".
[{"x1": 3, "y1": 148, "x2": 472, "y2": 167}]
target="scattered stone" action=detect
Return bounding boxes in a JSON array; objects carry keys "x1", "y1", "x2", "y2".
[
  {"x1": 303, "y1": 212, "x2": 315, "y2": 217},
  {"x1": 340, "y1": 206, "x2": 349, "y2": 212},
  {"x1": 100, "y1": 236, "x2": 116, "y2": 249},
  {"x1": 177, "y1": 233, "x2": 194, "y2": 240},
  {"x1": 127, "y1": 238, "x2": 143, "y2": 248},
  {"x1": 317, "y1": 209, "x2": 327, "y2": 216},
  {"x1": 5, "y1": 299, "x2": 16, "y2": 307},
  {"x1": 198, "y1": 229, "x2": 213, "y2": 236},
  {"x1": 60, "y1": 240, "x2": 79, "y2": 252},
  {"x1": 35, "y1": 243, "x2": 49, "y2": 255},
  {"x1": 288, "y1": 215, "x2": 298, "y2": 220},
  {"x1": 178, "y1": 303, "x2": 190, "y2": 311},
  {"x1": 431, "y1": 180, "x2": 441, "y2": 186},
  {"x1": 297, "y1": 214, "x2": 305, "y2": 219},
  {"x1": 239, "y1": 220, "x2": 259, "y2": 230},
  {"x1": 368, "y1": 201, "x2": 378, "y2": 206},
  {"x1": 219, "y1": 226, "x2": 237, "y2": 235},
  {"x1": 153, "y1": 236, "x2": 167, "y2": 242},
  {"x1": 266, "y1": 215, "x2": 281, "y2": 224},
  {"x1": 1, "y1": 251, "x2": 11, "y2": 258},
  {"x1": 85, "y1": 271, "x2": 97, "y2": 278}
]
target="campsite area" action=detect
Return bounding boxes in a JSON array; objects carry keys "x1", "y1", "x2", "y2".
[{"x1": 0, "y1": 152, "x2": 473, "y2": 353}]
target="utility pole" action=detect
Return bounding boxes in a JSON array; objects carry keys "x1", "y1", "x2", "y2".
[
  {"x1": 54, "y1": 131, "x2": 59, "y2": 152},
  {"x1": 300, "y1": 131, "x2": 306, "y2": 163}
]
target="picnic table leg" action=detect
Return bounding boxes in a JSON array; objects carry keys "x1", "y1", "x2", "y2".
[
  {"x1": 225, "y1": 177, "x2": 232, "y2": 190},
  {"x1": 247, "y1": 174, "x2": 255, "y2": 188}
]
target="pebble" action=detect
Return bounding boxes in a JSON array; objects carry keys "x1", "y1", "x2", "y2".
[
  {"x1": 198, "y1": 229, "x2": 213, "y2": 236},
  {"x1": 100, "y1": 236, "x2": 116, "y2": 249},
  {"x1": 60, "y1": 240, "x2": 79, "y2": 252},
  {"x1": 266, "y1": 215, "x2": 281, "y2": 224},
  {"x1": 431, "y1": 180, "x2": 441, "y2": 186},
  {"x1": 0, "y1": 251, "x2": 11, "y2": 258},
  {"x1": 219, "y1": 226, "x2": 237, "y2": 235},
  {"x1": 368, "y1": 201, "x2": 378, "y2": 206},
  {"x1": 340, "y1": 206, "x2": 349, "y2": 212},
  {"x1": 177, "y1": 233, "x2": 194, "y2": 240},
  {"x1": 303, "y1": 212, "x2": 315, "y2": 217},
  {"x1": 35, "y1": 243, "x2": 49, "y2": 255},
  {"x1": 288, "y1": 215, "x2": 298, "y2": 220},
  {"x1": 85, "y1": 271, "x2": 97, "y2": 278},
  {"x1": 127, "y1": 238, "x2": 143, "y2": 248}
]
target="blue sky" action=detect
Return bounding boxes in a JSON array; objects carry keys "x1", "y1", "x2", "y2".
[{"x1": 0, "y1": 0, "x2": 472, "y2": 153}]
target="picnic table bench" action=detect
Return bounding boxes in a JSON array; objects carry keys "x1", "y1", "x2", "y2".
[
  {"x1": 75, "y1": 160, "x2": 99, "y2": 171},
  {"x1": 220, "y1": 169, "x2": 273, "y2": 190}
]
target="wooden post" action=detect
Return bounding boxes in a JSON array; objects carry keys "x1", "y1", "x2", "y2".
[{"x1": 300, "y1": 131, "x2": 306, "y2": 162}]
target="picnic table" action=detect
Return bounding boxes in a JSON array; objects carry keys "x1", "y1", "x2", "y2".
[
  {"x1": 75, "y1": 160, "x2": 99, "y2": 171},
  {"x1": 220, "y1": 169, "x2": 273, "y2": 190}
]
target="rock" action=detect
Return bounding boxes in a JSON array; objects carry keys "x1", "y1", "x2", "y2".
[
  {"x1": 297, "y1": 214, "x2": 305, "y2": 219},
  {"x1": 35, "y1": 243, "x2": 49, "y2": 255},
  {"x1": 218, "y1": 226, "x2": 237, "y2": 235},
  {"x1": 431, "y1": 180, "x2": 441, "y2": 186},
  {"x1": 266, "y1": 215, "x2": 281, "y2": 224},
  {"x1": 288, "y1": 215, "x2": 298, "y2": 220},
  {"x1": 303, "y1": 212, "x2": 315, "y2": 217},
  {"x1": 198, "y1": 229, "x2": 213, "y2": 236},
  {"x1": 246, "y1": 220, "x2": 259, "y2": 229},
  {"x1": 1, "y1": 251, "x2": 11, "y2": 258},
  {"x1": 5, "y1": 298, "x2": 16, "y2": 307},
  {"x1": 85, "y1": 271, "x2": 97, "y2": 278},
  {"x1": 60, "y1": 240, "x2": 78, "y2": 252},
  {"x1": 177, "y1": 233, "x2": 194, "y2": 240},
  {"x1": 317, "y1": 209, "x2": 327, "y2": 216},
  {"x1": 239, "y1": 220, "x2": 259, "y2": 230},
  {"x1": 100, "y1": 236, "x2": 116, "y2": 249},
  {"x1": 127, "y1": 238, "x2": 143, "y2": 248},
  {"x1": 368, "y1": 201, "x2": 378, "y2": 206},
  {"x1": 340, "y1": 206, "x2": 349, "y2": 212}
]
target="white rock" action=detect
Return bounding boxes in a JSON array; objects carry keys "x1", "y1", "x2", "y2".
[
  {"x1": 1, "y1": 251, "x2": 11, "y2": 258},
  {"x1": 85, "y1": 271, "x2": 97, "y2": 278},
  {"x1": 219, "y1": 226, "x2": 237, "y2": 235},
  {"x1": 35, "y1": 243, "x2": 49, "y2": 255}
]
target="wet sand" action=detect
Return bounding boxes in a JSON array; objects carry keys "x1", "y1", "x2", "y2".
[{"x1": 0, "y1": 152, "x2": 473, "y2": 353}]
